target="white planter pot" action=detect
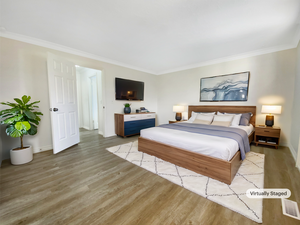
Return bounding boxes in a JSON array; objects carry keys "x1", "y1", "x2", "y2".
[{"x1": 10, "y1": 146, "x2": 33, "y2": 165}]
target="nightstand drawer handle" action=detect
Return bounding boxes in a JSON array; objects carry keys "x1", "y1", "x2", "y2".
[{"x1": 264, "y1": 130, "x2": 270, "y2": 132}]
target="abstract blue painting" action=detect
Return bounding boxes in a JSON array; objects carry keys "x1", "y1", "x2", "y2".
[{"x1": 200, "y1": 72, "x2": 250, "y2": 101}]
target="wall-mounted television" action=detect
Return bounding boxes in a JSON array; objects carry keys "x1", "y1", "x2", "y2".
[{"x1": 115, "y1": 78, "x2": 144, "y2": 101}]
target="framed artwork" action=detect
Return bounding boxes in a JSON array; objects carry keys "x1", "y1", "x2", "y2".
[{"x1": 200, "y1": 71, "x2": 250, "y2": 102}]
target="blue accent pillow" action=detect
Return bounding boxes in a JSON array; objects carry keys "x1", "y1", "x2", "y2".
[{"x1": 239, "y1": 112, "x2": 252, "y2": 126}]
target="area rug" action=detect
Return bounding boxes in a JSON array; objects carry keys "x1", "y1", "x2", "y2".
[{"x1": 106, "y1": 141, "x2": 264, "y2": 223}]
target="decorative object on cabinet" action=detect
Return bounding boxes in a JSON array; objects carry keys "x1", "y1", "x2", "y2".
[
  {"x1": 200, "y1": 71, "x2": 250, "y2": 102},
  {"x1": 115, "y1": 112, "x2": 155, "y2": 137},
  {"x1": 254, "y1": 125, "x2": 281, "y2": 149},
  {"x1": 173, "y1": 105, "x2": 184, "y2": 121},
  {"x1": 261, "y1": 105, "x2": 282, "y2": 127},
  {"x1": 123, "y1": 103, "x2": 131, "y2": 114}
]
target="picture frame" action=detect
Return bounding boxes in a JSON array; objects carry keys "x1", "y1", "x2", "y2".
[{"x1": 200, "y1": 71, "x2": 250, "y2": 102}]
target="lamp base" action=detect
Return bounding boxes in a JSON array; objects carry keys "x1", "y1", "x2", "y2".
[
  {"x1": 265, "y1": 115, "x2": 274, "y2": 127},
  {"x1": 175, "y1": 112, "x2": 182, "y2": 121}
]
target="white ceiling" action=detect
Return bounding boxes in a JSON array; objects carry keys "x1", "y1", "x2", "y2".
[{"x1": 1, "y1": 0, "x2": 300, "y2": 74}]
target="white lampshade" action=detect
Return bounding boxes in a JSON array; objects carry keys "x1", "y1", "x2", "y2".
[
  {"x1": 261, "y1": 105, "x2": 282, "y2": 114},
  {"x1": 173, "y1": 105, "x2": 184, "y2": 112}
]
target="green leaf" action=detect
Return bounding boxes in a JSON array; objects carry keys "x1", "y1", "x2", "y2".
[
  {"x1": 0, "y1": 113, "x2": 13, "y2": 119},
  {"x1": 22, "y1": 95, "x2": 31, "y2": 104},
  {"x1": 6, "y1": 125, "x2": 16, "y2": 136},
  {"x1": 28, "y1": 119, "x2": 39, "y2": 125},
  {"x1": 24, "y1": 110, "x2": 36, "y2": 119},
  {"x1": 10, "y1": 129, "x2": 22, "y2": 138},
  {"x1": 27, "y1": 101, "x2": 40, "y2": 107},
  {"x1": 2, "y1": 114, "x2": 24, "y2": 124},
  {"x1": 0, "y1": 109, "x2": 11, "y2": 115},
  {"x1": 1, "y1": 102, "x2": 18, "y2": 107},
  {"x1": 10, "y1": 108, "x2": 21, "y2": 114},
  {"x1": 34, "y1": 112, "x2": 43, "y2": 116},
  {"x1": 14, "y1": 98, "x2": 23, "y2": 106},
  {"x1": 2, "y1": 116, "x2": 18, "y2": 124},
  {"x1": 15, "y1": 121, "x2": 31, "y2": 131},
  {"x1": 28, "y1": 124, "x2": 37, "y2": 135}
]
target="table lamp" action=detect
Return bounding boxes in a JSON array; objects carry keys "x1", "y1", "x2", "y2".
[
  {"x1": 173, "y1": 105, "x2": 184, "y2": 121},
  {"x1": 261, "y1": 105, "x2": 282, "y2": 127}
]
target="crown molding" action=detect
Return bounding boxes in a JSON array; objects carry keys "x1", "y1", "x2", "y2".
[
  {"x1": 1, "y1": 30, "x2": 298, "y2": 76},
  {"x1": 158, "y1": 43, "x2": 297, "y2": 75},
  {"x1": 0, "y1": 31, "x2": 157, "y2": 75}
]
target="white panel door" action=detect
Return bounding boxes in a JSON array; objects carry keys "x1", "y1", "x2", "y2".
[{"x1": 47, "y1": 53, "x2": 80, "y2": 154}]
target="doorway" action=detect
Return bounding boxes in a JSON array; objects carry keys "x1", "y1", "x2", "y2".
[
  {"x1": 90, "y1": 75, "x2": 98, "y2": 130},
  {"x1": 76, "y1": 66, "x2": 105, "y2": 136}
]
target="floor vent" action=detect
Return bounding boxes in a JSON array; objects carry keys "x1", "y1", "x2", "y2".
[{"x1": 282, "y1": 198, "x2": 300, "y2": 220}]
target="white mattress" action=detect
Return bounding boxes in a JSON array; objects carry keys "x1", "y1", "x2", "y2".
[{"x1": 140, "y1": 123, "x2": 253, "y2": 161}]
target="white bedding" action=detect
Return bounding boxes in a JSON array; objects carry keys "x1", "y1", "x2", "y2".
[{"x1": 140, "y1": 123, "x2": 253, "y2": 161}]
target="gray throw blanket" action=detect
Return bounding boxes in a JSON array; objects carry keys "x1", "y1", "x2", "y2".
[{"x1": 159, "y1": 123, "x2": 250, "y2": 160}]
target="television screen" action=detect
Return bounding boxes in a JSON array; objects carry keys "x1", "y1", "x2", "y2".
[{"x1": 115, "y1": 78, "x2": 144, "y2": 100}]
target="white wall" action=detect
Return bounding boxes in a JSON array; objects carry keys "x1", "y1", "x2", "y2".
[
  {"x1": 76, "y1": 67, "x2": 98, "y2": 130},
  {"x1": 0, "y1": 36, "x2": 297, "y2": 163},
  {"x1": 291, "y1": 40, "x2": 300, "y2": 162},
  {"x1": 0, "y1": 37, "x2": 158, "y2": 160},
  {"x1": 157, "y1": 49, "x2": 297, "y2": 146}
]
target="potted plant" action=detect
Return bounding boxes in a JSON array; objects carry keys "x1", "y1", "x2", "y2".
[
  {"x1": 124, "y1": 103, "x2": 131, "y2": 114},
  {"x1": 0, "y1": 95, "x2": 43, "y2": 165}
]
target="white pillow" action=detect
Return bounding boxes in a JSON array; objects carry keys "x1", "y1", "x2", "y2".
[
  {"x1": 188, "y1": 111, "x2": 215, "y2": 122},
  {"x1": 217, "y1": 112, "x2": 242, "y2": 126},
  {"x1": 213, "y1": 115, "x2": 234, "y2": 122},
  {"x1": 225, "y1": 113, "x2": 242, "y2": 126},
  {"x1": 193, "y1": 119, "x2": 212, "y2": 125},
  {"x1": 194, "y1": 114, "x2": 214, "y2": 123},
  {"x1": 211, "y1": 115, "x2": 234, "y2": 127}
]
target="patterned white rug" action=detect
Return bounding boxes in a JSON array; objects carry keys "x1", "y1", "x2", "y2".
[{"x1": 106, "y1": 141, "x2": 264, "y2": 223}]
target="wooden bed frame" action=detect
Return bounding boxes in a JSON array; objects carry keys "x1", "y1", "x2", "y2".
[{"x1": 138, "y1": 105, "x2": 256, "y2": 185}]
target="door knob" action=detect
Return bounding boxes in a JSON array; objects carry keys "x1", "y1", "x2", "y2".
[{"x1": 53, "y1": 108, "x2": 58, "y2": 112}]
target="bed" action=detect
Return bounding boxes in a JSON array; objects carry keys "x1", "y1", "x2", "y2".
[{"x1": 138, "y1": 105, "x2": 256, "y2": 184}]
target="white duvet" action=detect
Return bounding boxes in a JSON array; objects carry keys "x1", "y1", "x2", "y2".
[{"x1": 140, "y1": 123, "x2": 253, "y2": 161}]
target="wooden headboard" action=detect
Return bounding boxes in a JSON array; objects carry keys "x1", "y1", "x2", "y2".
[{"x1": 188, "y1": 105, "x2": 256, "y2": 126}]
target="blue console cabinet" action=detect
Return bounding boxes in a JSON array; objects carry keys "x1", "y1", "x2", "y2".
[{"x1": 115, "y1": 113, "x2": 156, "y2": 137}]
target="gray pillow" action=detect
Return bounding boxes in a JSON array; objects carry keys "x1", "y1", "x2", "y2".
[{"x1": 239, "y1": 112, "x2": 252, "y2": 126}]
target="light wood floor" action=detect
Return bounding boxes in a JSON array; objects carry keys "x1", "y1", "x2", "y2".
[{"x1": 1, "y1": 129, "x2": 300, "y2": 225}]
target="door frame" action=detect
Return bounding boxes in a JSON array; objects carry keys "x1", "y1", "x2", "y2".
[
  {"x1": 296, "y1": 134, "x2": 300, "y2": 171},
  {"x1": 76, "y1": 67, "x2": 107, "y2": 137},
  {"x1": 89, "y1": 75, "x2": 98, "y2": 130}
]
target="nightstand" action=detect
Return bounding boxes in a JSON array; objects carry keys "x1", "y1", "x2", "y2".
[
  {"x1": 169, "y1": 120, "x2": 187, "y2": 124},
  {"x1": 254, "y1": 126, "x2": 281, "y2": 149}
]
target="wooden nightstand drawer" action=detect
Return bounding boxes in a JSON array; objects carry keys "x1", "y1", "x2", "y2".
[
  {"x1": 254, "y1": 126, "x2": 281, "y2": 149},
  {"x1": 169, "y1": 120, "x2": 187, "y2": 124},
  {"x1": 255, "y1": 128, "x2": 280, "y2": 137}
]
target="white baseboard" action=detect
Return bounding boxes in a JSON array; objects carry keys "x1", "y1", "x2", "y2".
[
  {"x1": 104, "y1": 133, "x2": 117, "y2": 138},
  {"x1": 288, "y1": 143, "x2": 297, "y2": 162},
  {"x1": 33, "y1": 145, "x2": 53, "y2": 154}
]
